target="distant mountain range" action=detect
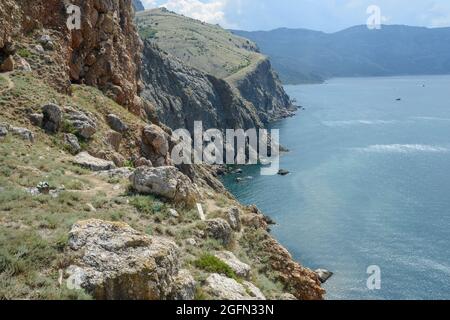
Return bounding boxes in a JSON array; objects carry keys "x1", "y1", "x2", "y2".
[{"x1": 232, "y1": 25, "x2": 450, "y2": 84}]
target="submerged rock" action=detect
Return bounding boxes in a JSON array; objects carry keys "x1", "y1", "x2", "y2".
[
  {"x1": 73, "y1": 152, "x2": 116, "y2": 171},
  {"x1": 278, "y1": 169, "x2": 290, "y2": 176}
]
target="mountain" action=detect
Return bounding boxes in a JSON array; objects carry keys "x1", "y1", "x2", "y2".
[
  {"x1": 132, "y1": 0, "x2": 145, "y2": 12},
  {"x1": 232, "y1": 25, "x2": 450, "y2": 84},
  {"x1": 0, "y1": 0, "x2": 323, "y2": 300},
  {"x1": 136, "y1": 8, "x2": 295, "y2": 129}
]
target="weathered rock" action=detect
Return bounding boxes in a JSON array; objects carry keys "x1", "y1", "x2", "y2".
[
  {"x1": 215, "y1": 251, "x2": 251, "y2": 279},
  {"x1": 15, "y1": 56, "x2": 31, "y2": 72},
  {"x1": 315, "y1": 269, "x2": 334, "y2": 284},
  {"x1": 141, "y1": 124, "x2": 170, "y2": 167},
  {"x1": 105, "y1": 130, "x2": 122, "y2": 151},
  {"x1": 277, "y1": 293, "x2": 298, "y2": 300},
  {"x1": 9, "y1": 126, "x2": 34, "y2": 142},
  {"x1": 278, "y1": 169, "x2": 290, "y2": 176},
  {"x1": 226, "y1": 206, "x2": 241, "y2": 231},
  {"x1": 0, "y1": 124, "x2": 8, "y2": 137},
  {"x1": 0, "y1": 55, "x2": 14, "y2": 72},
  {"x1": 73, "y1": 152, "x2": 116, "y2": 171},
  {"x1": 130, "y1": 166, "x2": 198, "y2": 205},
  {"x1": 65, "y1": 219, "x2": 182, "y2": 300},
  {"x1": 203, "y1": 274, "x2": 265, "y2": 300},
  {"x1": 169, "y1": 209, "x2": 179, "y2": 218},
  {"x1": 29, "y1": 113, "x2": 43, "y2": 127},
  {"x1": 106, "y1": 114, "x2": 129, "y2": 133},
  {"x1": 64, "y1": 107, "x2": 97, "y2": 139},
  {"x1": 64, "y1": 133, "x2": 81, "y2": 154},
  {"x1": 206, "y1": 219, "x2": 233, "y2": 246},
  {"x1": 134, "y1": 157, "x2": 153, "y2": 168},
  {"x1": 42, "y1": 103, "x2": 62, "y2": 133},
  {"x1": 169, "y1": 269, "x2": 196, "y2": 300}
]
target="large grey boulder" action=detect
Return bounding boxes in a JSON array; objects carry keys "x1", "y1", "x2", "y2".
[
  {"x1": 215, "y1": 251, "x2": 251, "y2": 279},
  {"x1": 106, "y1": 114, "x2": 129, "y2": 133},
  {"x1": 129, "y1": 166, "x2": 198, "y2": 206},
  {"x1": 169, "y1": 269, "x2": 196, "y2": 300},
  {"x1": 64, "y1": 133, "x2": 81, "y2": 154},
  {"x1": 226, "y1": 206, "x2": 241, "y2": 232},
  {"x1": 206, "y1": 219, "x2": 233, "y2": 246},
  {"x1": 9, "y1": 126, "x2": 34, "y2": 142},
  {"x1": 73, "y1": 152, "x2": 116, "y2": 171},
  {"x1": 64, "y1": 107, "x2": 97, "y2": 139},
  {"x1": 203, "y1": 274, "x2": 265, "y2": 300},
  {"x1": 65, "y1": 219, "x2": 182, "y2": 300},
  {"x1": 141, "y1": 124, "x2": 170, "y2": 167},
  {"x1": 42, "y1": 103, "x2": 62, "y2": 133}
]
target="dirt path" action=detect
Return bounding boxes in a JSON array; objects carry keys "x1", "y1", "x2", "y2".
[{"x1": 0, "y1": 72, "x2": 14, "y2": 95}]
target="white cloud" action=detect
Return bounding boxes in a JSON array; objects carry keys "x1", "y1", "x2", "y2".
[{"x1": 158, "y1": 0, "x2": 231, "y2": 27}]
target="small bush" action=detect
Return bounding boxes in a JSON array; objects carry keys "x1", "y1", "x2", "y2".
[
  {"x1": 130, "y1": 195, "x2": 166, "y2": 216},
  {"x1": 193, "y1": 254, "x2": 238, "y2": 280},
  {"x1": 17, "y1": 48, "x2": 31, "y2": 58}
]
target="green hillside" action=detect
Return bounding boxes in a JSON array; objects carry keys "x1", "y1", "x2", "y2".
[{"x1": 136, "y1": 8, "x2": 264, "y2": 79}]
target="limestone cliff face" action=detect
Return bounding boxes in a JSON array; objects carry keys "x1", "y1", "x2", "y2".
[
  {"x1": 0, "y1": 0, "x2": 144, "y2": 115},
  {"x1": 141, "y1": 42, "x2": 263, "y2": 132},
  {"x1": 227, "y1": 58, "x2": 297, "y2": 124}
]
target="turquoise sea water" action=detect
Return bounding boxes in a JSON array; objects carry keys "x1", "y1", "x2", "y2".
[{"x1": 222, "y1": 75, "x2": 450, "y2": 300}]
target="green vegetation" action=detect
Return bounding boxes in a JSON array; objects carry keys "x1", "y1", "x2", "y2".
[
  {"x1": 17, "y1": 48, "x2": 32, "y2": 58},
  {"x1": 193, "y1": 254, "x2": 238, "y2": 281},
  {"x1": 135, "y1": 8, "x2": 262, "y2": 79}
]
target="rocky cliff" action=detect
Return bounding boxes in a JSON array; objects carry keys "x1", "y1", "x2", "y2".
[
  {"x1": 0, "y1": 0, "x2": 144, "y2": 115},
  {"x1": 141, "y1": 42, "x2": 262, "y2": 132}
]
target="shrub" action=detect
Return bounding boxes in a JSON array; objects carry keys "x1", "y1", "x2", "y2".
[{"x1": 193, "y1": 253, "x2": 238, "y2": 280}]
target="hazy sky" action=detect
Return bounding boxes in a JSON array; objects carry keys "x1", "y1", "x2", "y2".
[{"x1": 141, "y1": 0, "x2": 450, "y2": 32}]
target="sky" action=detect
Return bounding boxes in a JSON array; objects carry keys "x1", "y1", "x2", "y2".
[{"x1": 140, "y1": 0, "x2": 450, "y2": 32}]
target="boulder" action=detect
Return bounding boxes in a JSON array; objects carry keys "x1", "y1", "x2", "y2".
[
  {"x1": 203, "y1": 274, "x2": 265, "y2": 300},
  {"x1": 16, "y1": 56, "x2": 31, "y2": 72},
  {"x1": 206, "y1": 219, "x2": 233, "y2": 246},
  {"x1": 315, "y1": 269, "x2": 333, "y2": 284},
  {"x1": 0, "y1": 55, "x2": 14, "y2": 72},
  {"x1": 9, "y1": 126, "x2": 34, "y2": 142},
  {"x1": 129, "y1": 166, "x2": 198, "y2": 205},
  {"x1": 73, "y1": 152, "x2": 116, "y2": 171},
  {"x1": 42, "y1": 103, "x2": 62, "y2": 133},
  {"x1": 64, "y1": 107, "x2": 97, "y2": 139},
  {"x1": 141, "y1": 124, "x2": 170, "y2": 167},
  {"x1": 134, "y1": 157, "x2": 153, "y2": 168},
  {"x1": 226, "y1": 206, "x2": 241, "y2": 231},
  {"x1": 215, "y1": 251, "x2": 251, "y2": 279},
  {"x1": 0, "y1": 124, "x2": 8, "y2": 138},
  {"x1": 29, "y1": 113, "x2": 43, "y2": 127},
  {"x1": 106, "y1": 114, "x2": 129, "y2": 133},
  {"x1": 64, "y1": 133, "x2": 81, "y2": 154},
  {"x1": 169, "y1": 269, "x2": 196, "y2": 300},
  {"x1": 65, "y1": 219, "x2": 182, "y2": 300}
]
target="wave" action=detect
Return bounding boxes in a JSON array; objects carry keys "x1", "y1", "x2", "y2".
[
  {"x1": 354, "y1": 144, "x2": 450, "y2": 154},
  {"x1": 412, "y1": 116, "x2": 450, "y2": 122},
  {"x1": 322, "y1": 120, "x2": 398, "y2": 127}
]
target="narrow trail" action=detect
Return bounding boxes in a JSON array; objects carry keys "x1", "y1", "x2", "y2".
[{"x1": 0, "y1": 72, "x2": 14, "y2": 95}]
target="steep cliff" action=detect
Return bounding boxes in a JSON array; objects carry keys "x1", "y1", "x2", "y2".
[
  {"x1": 0, "y1": 0, "x2": 144, "y2": 115},
  {"x1": 136, "y1": 8, "x2": 296, "y2": 127},
  {"x1": 141, "y1": 42, "x2": 262, "y2": 132}
]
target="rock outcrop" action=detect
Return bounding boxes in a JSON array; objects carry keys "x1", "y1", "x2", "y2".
[
  {"x1": 215, "y1": 251, "x2": 251, "y2": 279},
  {"x1": 141, "y1": 42, "x2": 262, "y2": 133},
  {"x1": 73, "y1": 152, "x2": 116, "y2": 171},
  {"x1": 66, "y1": 219, "x2": 189, "y2": 300},
  {"x1": 204, "y1": 274, "x2": 265, "y2": 300},
  {"x1": 206, "y1": 219, "x2": 233, "y2": 246},
  {"x1": 130, "y1": 166, "x2": 199, "y2": 206}
]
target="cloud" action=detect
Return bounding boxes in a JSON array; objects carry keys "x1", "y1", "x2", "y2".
[{"x1": 158, "y1": 0, "x2": 231, "y2": 27}]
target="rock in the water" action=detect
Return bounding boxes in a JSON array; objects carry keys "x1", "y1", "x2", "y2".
[
  {"x1": 129, "y1": 166, "x2": 198, "y2": 205},
  {"x1": 106, "y1": 114, "x2": 129, "y2": 133},
  {"x1": 29, "y1": 113, "x2": 43, "y2": 127},
  {"x1": 64, "y1": 133, "x2": 81, "y2": 154},
  {"x1": 65, "y1": 219, "x2": 182, "y2": 300},
  {"x1": 315, "y1": 269, "x2": 333, "y2": 284},
  {"x1": 226, "y1": 206, "x2": 241, "y2": 231},
  {"x1": 203, "y1": 274, "x2": 265, "y2": 300},
  {"x1": 9, "y1": 126, "x2": 34, "y2": 142},
  {"x1": 215, "y1": 251, "x2": 251, "y2": 279},
  {"x1": 141, "y1": 124, "x2": 170, "y2": 167},
  {"x1": 73, "y1": 152, "x2": 116, "y2": 171},
  {"x1": 0, "y1": 55, "x2": 14, "y2": 72},
  {"x1": 42, "y1": 103, "x2": 62, "y2": 133},
  {"x1": 64, "y1": 107, "x2": 97, "y2": 139},
  {"x1": 278, "y1": 169, "x2": 290, "y2": 176},
  {"x1": 169, "y1": 269, "x2": 196, "y2": 300},
  {"x1": 206, "y1": 219, "x2": 233, "y2": 246}
]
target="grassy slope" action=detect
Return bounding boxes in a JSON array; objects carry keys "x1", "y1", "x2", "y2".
[
  {"x1": 135, "y1": 8, "x2": 264, "y2": 80},
  {"x1": 0, "y1": 72, "x2": 284, "y2": 300}
]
